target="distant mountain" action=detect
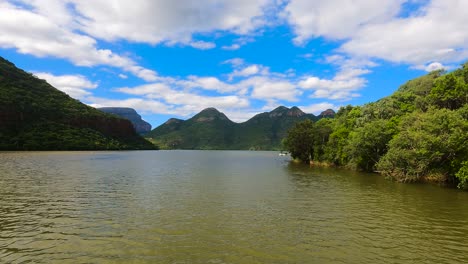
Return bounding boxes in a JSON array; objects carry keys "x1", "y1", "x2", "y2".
[
  {"x1": 147, "y1": 106, "x2": 324, "y2": 150},
  {"x1": 0, "y1": 57, "x2": 156, "y2": 150},
  {"x1": 148, "y1": 107, "x2": 236, "y2": 149},
  {"x1": 319, "y1": 109, "x2": 336, "y2": 118},
  {"x1": 98, "y1": 107, "x2": 152, "y2": 134}
]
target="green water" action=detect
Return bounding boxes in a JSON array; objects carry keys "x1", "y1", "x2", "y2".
[{"x1": 1, "y1": 151, "x2": 467, "y2": 263}]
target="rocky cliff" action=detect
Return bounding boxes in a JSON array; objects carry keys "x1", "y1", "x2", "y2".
[{"x1": 98, "y1": 107, "x2": 152, "y2": 134}]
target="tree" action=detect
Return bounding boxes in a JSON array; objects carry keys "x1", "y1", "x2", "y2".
[
  {"x1": 376, "y1": 109, "x2": 468, "y2": 182},
  {"x1": 311, "y1": 118, "x2": 333, "y2": 161},
  {"x1": 283, "y1": 119, "x2": 314, "y2": 163},
  {"x1": 428, "y1": 74, "x2": 468, "y2": 110},
  {"x1": 456, "y1": 161, "x2": 468, "y2": 190},
  {"x1": 346, "y1": 119, "x2": 397, "y2": 172}
]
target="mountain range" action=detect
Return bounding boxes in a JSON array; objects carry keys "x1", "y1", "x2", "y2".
[{"x1": 147, "y1": 106, "x2": 334, "y2": 150}]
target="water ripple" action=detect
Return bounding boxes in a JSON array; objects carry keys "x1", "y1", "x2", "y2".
[{"x1": 1, "y1": 151, "x2": 468, "y2": 263}]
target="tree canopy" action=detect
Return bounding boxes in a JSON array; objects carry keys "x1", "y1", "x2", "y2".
[{"x1": 283, "y1": 63, "x2": 468, "y2": 189}]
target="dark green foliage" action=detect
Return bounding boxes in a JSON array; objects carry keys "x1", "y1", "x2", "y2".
[
  {"x1": 148, "y1": 106, "x2": 320, "y2": 150},
  {"x1": 456, "y1": 161, "x2": 468, "y2": 189},
  {"x1": 428, "y1": 72, "x2": 468, "y2": 110},
  {"x1": 283, "y1": 63, "x2": 468, "y2": 188},
  {"x1": 282, "y1": 119, "x2": 314, "y2": 163},
  {"x1": 376, "y1": 109, "x2": 468, "y2": 182},
  {"x1": 0, "y1": 56, "x2": 156, "y2": 150},
  {"x1": 347, "y1": 119, "x2": 397, "y2": 171}
]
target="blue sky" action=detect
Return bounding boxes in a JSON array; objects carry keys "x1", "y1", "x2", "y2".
[{"x1": 1, "y1": 0, "x2": 467, "y2": 127}]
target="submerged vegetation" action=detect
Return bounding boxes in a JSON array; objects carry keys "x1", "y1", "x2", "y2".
[{"x1": 283, "y1": 64, "x2": 468, "y2": 189}]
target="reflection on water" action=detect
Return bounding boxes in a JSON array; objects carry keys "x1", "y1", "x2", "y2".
[{"x1": 1, "y1": 151, "x2": 468, "y2": 263}]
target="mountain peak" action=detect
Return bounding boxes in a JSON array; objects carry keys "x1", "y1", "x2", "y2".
[
  {"x1": 192, "y1": 107, "x2": 230, "y2": 122},
  {"x1": 319, "y1": 109, "x2": 336, "y2": 118},
  {"x1": 199, "y1": 107, "x2": 221, "y2": 115},
  {"x1": 271, "y1": 106, "x2": 289, "y2": 113},
  {"x1": 269, "y1": 106, "x2": 305, "y2": 118}
]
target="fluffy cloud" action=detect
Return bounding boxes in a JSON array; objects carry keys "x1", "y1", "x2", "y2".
[
  {"x1": 299, "y1": 102, "x2": 338, "y2": 115},
  {"x1": 285, "y1": 0, "x2": 468, "y2": 68},
  {"x1": 88, "y1": 97, "x2": 173, "y2": 115},
  {"x1": 33, "y1": 72, "x2": 97, "y2": 99},
  {"x1": 424, "y1": 62, "x2": 447, "y2": 72},
  {"x1": 228, "y1": 65, "x2": 269, "y2": 80},
  {"x1": 71, "y1": 0, "x2": 273, "y2": 45},
  {"x1": 0, "y1": 1, "x2": 157, "y2": 81},
  {"x1": 243, "y1": 76, "x2": 301, "y2": 101},
  {"x1": 284, "y1": 0, "x2": 404, "y2": 44},
  {"x1": 340, "y1": 0, "x2": 468, "y2": 65},
  {"x1": 115, "y1": 83, "x2": 250, "y2": 113},
  {"x1": 298, "y1": 76, "x2": 364, "y2": 100}
]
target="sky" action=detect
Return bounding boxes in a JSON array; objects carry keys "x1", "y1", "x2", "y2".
[{"x1": 1, "y1": 0, "x2": 468, "y2": 127}]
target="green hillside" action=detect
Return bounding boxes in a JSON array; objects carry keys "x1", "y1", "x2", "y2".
[
  {"x1": 0, "y1": 57, "x2": 156, "y2": 150},
  {"x1": 147, "y1": 106, "x2": 323, "y2": 150},
  {"x1": 283, "y1": 64, "x2": 468, "y2": 188}
]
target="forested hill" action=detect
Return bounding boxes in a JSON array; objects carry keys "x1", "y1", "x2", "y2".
[
  {"x1": 284, "y1": 63, "x2": 468, "y2": 188},
  {"x1": 0, "y1": 57, "x2": 156, "y2": 150},
  {"x1": 147, "y1": 106, "x2": 329, "y2": 150}
]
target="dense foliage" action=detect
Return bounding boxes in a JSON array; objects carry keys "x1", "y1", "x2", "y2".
[
  {"x1": 0, "y1": 57, "x2": 157, "y2": 150},
  {"x1": 283, "y1": 64, "x2": 468, "y2": 189}
]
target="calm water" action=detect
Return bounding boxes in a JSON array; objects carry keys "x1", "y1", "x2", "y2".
[{"x1": 1, "y1": 151, "x2": 468, "y2": 263}]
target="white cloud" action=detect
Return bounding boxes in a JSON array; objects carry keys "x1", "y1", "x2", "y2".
[
  {"x1": 339, "y1": 0, "x2": 468, "y2": 65},
  {"x1": 284, "y1": 0, "x2": 404, "y2": 44},
  {"x1": 228, "y1": 65, "x2": 264, "y2": 80},
  {"x1": 71, "y1": 0, "x2": 273, "y2": 45},
  {"x1": 285, "y1": 0, "x2": 468, "y2": 68},
  {"x1": 189, "y1": 41, "x2": 216, "y2": 50},
  {"x1": 413, "y1": 62, "x2": 451, "y2": 72},
  {"x1": 222, "y1": 58, "x2": 245, "y2": 67},
  {"x1": 243, "y1": 76, "x2": 301, "y2": 101},
  {"x1": 174, "y1": 76, "x2": 238, "y2": 93},
  {"x1": 299, "y1": 102, "x2": 338, "y2": 115},
  {"x1": 298, "y1": 54, "x2": 373, "y2": 100},
  {"x1": 222, "y1": 44, "x2": 241, "y2": 50},
  {"x1": 0, "y1": 1, "x2": 158, "y2": 81},
  {"x1": 88, "y1": 97, "x2": 173, "y2": 115},
  {"x1": 118, "y1": 74, "x2": 128, "y2": 79},
  {"x1": 34, "y1": 72, "x2": 97, "y2": 99},
  {"x1": 115, "y1": 83, "x2": 250, "y2": 113}
]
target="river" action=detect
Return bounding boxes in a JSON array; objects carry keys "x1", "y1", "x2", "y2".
[{"x1": 1, "y1": 150, "x2": 467, "y2": 263}]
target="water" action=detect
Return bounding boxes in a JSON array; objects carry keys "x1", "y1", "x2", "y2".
[{"x1": 1, "y1": 151, "x2": 467, "y2": 263}]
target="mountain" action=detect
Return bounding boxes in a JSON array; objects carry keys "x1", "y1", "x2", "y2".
[
  {"x1": 147, "y1": 106, "x2": 321, "y2": 150},
  {"x1": 148, "y1": 108, "x2": 236, "y2": 149},
  {"x1": 98, "y1": 107, "x2": 152, "y2": 134},
  {"x1": 319, "y1": 109, "x2": 336, "y2": 118},
  {"x1": 0, "y1": 57, "x2": 156, "y2": 150}
]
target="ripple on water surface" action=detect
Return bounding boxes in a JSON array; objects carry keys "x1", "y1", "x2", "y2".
[{"x1": 1, "y1": 151, "x2": 468, "y2": 263}]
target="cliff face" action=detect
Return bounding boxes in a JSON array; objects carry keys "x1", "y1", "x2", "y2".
[
  {"x1": 0, "y1": 56, "x2": 156, "y2": 150},
  {"x1": 98, "y1": 107, "x2": 152, "y2": 134}
]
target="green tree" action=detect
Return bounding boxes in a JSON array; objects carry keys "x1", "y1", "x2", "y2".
[
  {"x1": 428, "y1": 74, "x2": 468, "y2": 110},
  {"x1": 346, "y1": 119, "x2": 397, "y2": 171},
  {"x1": 456, "y1": 161, "x2": 468, "y2": 190},
  {"x1": 377, "y1": 109, "x2": 468, "y2": 182},
  {"x1": 283, "y1": 119, "x2": 314, "y2": 163},
  {"x1": 311, "y1": 118, "x2": 333, "y2": 161}
]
